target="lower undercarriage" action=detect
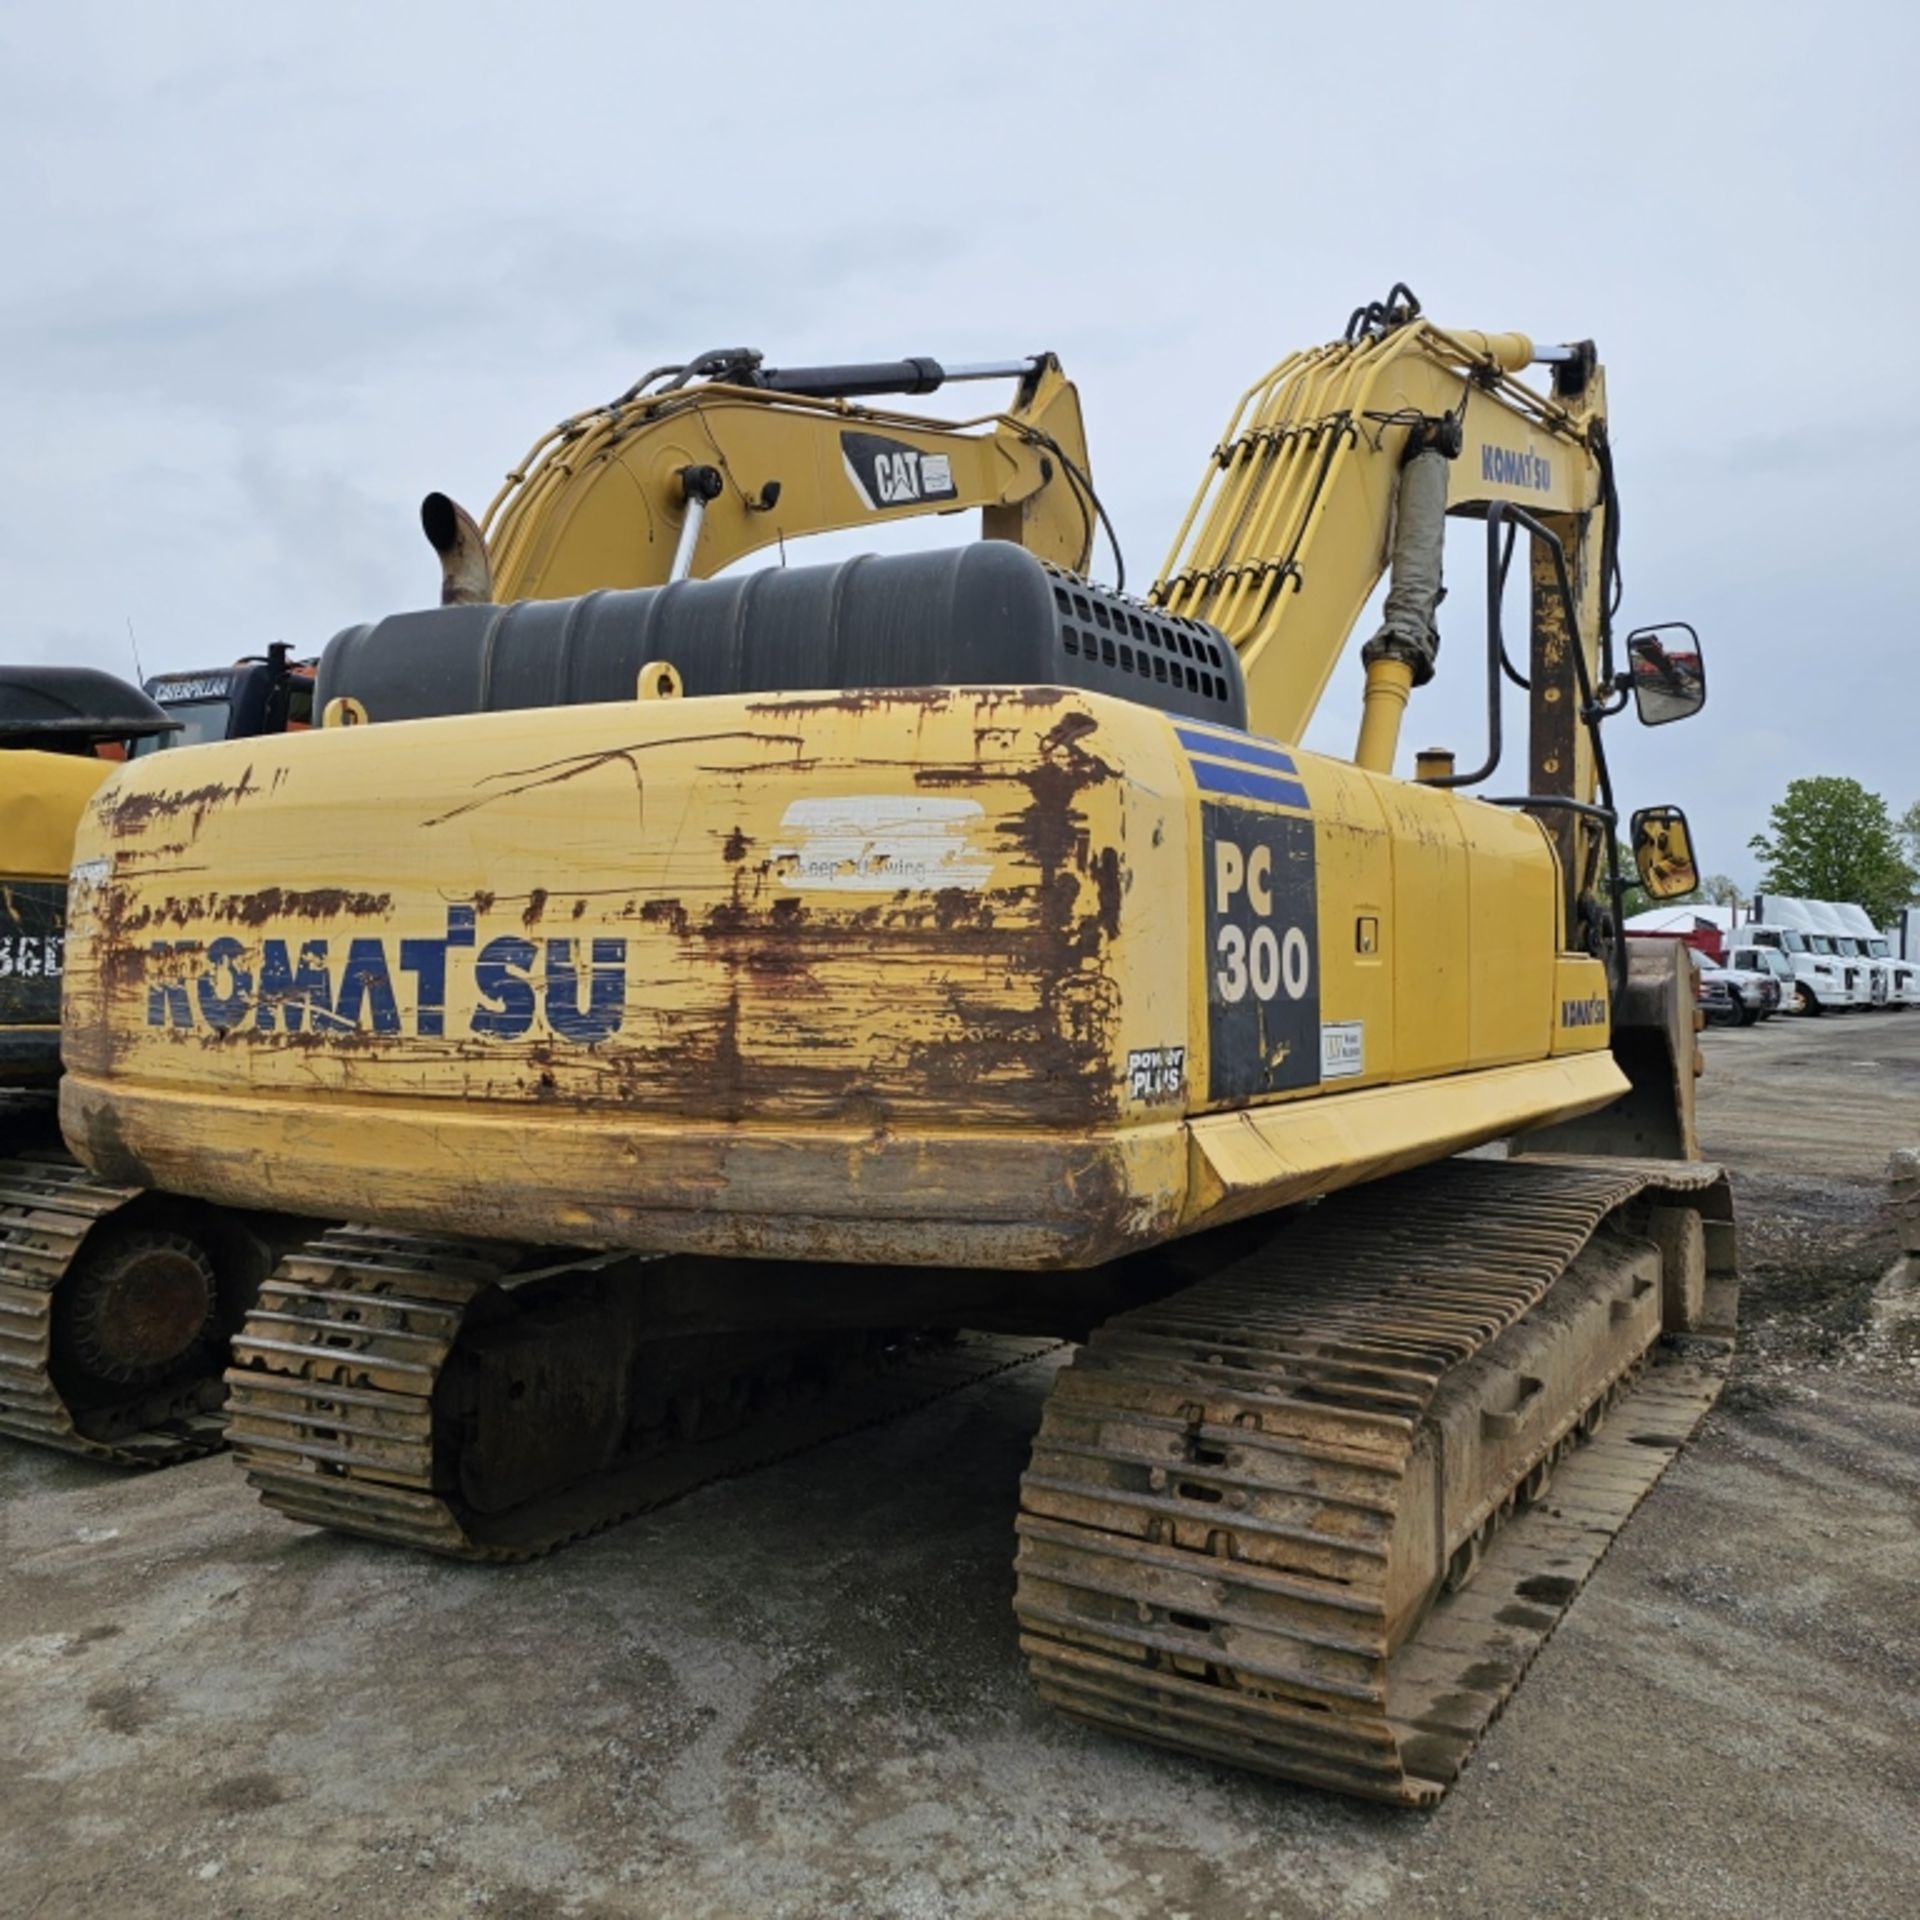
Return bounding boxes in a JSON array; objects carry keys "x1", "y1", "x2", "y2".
[
  {"x1": 1014, "y1": 1154, "x2": 1735, "y2": 1804},
  {"x1": 217, "y1": 1150, "x2": 1732, "y2": 1804},
  {"x1": 0, "y1": 1099, "x2": 310, "y2": 1466}
]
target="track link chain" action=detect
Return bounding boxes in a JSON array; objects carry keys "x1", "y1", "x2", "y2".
[
  {"x1": 226, "y1": 1225, "x2": 1058, "y2": 1561},
  {"x1": 1013, "y1": 1155, "x2": 1734, "y2": 1806},
  {"x1": 0, "y1": 1154, "x2": 225, "y2": 1465}
]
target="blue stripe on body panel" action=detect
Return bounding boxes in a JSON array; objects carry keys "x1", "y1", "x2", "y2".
[
  {"x1": 1173, "y1": 726, "x2": 1299, "y2": 775},
  {"x1": 1189, "y1": 758, "x2": 1310, "y2": 811}
]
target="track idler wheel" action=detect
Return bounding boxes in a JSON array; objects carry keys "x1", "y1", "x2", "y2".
[{"x1": 53, "y1": 1228, "x2": 223, "y2": 1392}]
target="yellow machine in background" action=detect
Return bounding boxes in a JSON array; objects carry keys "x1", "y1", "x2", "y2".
[
  {"x1": 0, "y1": 668, "x2": 297, "y2": 1462},
  {"x1": 59, "y1": 288, "x2": 1728, "y2": 1804},
  {"x1": 1, "y1": 679, "x2": 148, "y2": 1102}
]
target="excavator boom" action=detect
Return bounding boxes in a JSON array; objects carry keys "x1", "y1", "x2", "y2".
[
  {"x1": 1157, "y1": 313, "x2": 1606, "y2": 745},
  {"x1": 432, "y1": 350, "x2": 1099, "y2": 603}
]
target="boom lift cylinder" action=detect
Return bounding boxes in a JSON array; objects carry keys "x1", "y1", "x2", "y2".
[{"x1": 1356, "y1": 443, "x2": 1449, "y2": 772}]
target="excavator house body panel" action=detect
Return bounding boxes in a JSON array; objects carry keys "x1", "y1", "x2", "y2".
[{"x1": 61, "y1": 688, "x2": 1624, "y2": 1269}]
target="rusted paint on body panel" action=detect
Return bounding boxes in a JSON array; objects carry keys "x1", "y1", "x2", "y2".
[
  {"x1": 101, "y1": 885, "x2": 395, "y2": 935},
  {"x1": 61, "y1": 1049, "x2": 1624, "y2": 1269},
  {"x1": 63, "y1": 691, "x2": 1167, "y2": 1137},
  {"x1": 99, "y1": 766, "x2": 260, "y2": 839},
  {"x1": 63, "y1": 684, "x2": 1610, "y2": 1265}
]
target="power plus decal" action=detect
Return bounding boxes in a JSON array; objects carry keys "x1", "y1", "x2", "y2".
[{"x1": 1125, "y1": 1045, "x2": 1186, "y2": 1105}]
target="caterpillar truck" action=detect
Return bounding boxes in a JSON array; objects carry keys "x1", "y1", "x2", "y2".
[
  {"x1": 59, "y1": 289, "x2": 1733, "y2": 1804},
  {"x1": 0, "y1": 353, "x2": 1099, "y2": 1466}
]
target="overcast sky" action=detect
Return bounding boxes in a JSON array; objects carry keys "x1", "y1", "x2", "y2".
[{"x1": 4, "y1": 1, "x2": 1913, "y2": 885}]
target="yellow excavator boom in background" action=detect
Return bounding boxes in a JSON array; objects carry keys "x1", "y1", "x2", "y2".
[
  {"x1": 58, "y1": 287, "x2": 1730, "y2": 1806},
  {"x1": 424, "y1": 347, "x2": 1099, "y2": 605}
]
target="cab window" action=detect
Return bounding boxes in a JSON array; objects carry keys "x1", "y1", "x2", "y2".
[{"x1": 127, "y1": 699, "x2": 232, "y2": 755}]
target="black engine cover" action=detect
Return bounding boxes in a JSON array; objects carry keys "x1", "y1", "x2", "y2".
[{"x1": 318, "y1": 543, "x2": 1246, "y2": 729}]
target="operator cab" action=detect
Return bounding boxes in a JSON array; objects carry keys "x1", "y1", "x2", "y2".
[{"x1": 131, "y1": 643, "x2": 314, "y2": 756}]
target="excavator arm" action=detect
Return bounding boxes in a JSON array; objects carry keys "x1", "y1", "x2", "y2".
[
  {"x1": 1154, "y1": 291, "x2": 1610, "y2": 740},
  {"x1": 1155, "y1": 287, "x2": 1622, "y2": 954},
  {"x1": 426, "y1": 350, "x2": 1100, "y2": 604}
]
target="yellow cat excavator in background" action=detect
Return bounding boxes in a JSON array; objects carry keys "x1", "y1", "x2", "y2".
[
  {"x1": 419, "y1": 345, "x2": 1098, "y2": 605},
  {"x1": 0, "y1": 354, "x2": 1100, "y2": 1463},
  {"x1": 60, "y1": 286, "x2": 1728, "y2": 1804}
]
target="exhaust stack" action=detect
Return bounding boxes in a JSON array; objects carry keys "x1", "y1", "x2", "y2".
[{"x1": 421, "y1": 492, "x2": 495, "y2": 606}]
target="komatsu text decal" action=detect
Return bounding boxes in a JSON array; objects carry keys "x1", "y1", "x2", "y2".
[
  {"x1": 143, "y1": 906, "x2": 627, "y2": 1043},
  {"x1": 1480, "y1": 443, "x2": 1553, "y2": 492}
]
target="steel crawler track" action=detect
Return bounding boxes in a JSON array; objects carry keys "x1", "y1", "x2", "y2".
[
  {"x1": 226, "y1": 1226, "x2": 1059, "y2": 1560},
  {"x1": 1013, "y1": 1156, "x2": 1736, "y2": 1806},
  {"x1": 0, "y1": 1157, "x2": 226, "y2": 1465}
]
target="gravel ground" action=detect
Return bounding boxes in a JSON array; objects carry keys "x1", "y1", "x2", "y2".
[{"x1": 3, "y1": 1010, "x2": 1917, "y2": 1920}]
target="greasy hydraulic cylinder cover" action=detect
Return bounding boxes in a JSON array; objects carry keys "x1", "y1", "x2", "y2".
[{"x1": 317, "y1": 544, "x2": 1247, "y2": 731}]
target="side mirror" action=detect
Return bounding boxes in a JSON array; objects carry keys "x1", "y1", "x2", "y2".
[
  {"x1": 1631, "y1": 805, "x2": 1700, "y2": 900},
  {"x1": 1624, "y1": 623, "x2": 1706, "y2": 725}
]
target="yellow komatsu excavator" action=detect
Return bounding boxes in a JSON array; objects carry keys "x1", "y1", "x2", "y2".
[
  {"x1": 59, "y1": 288, "x2": 1730, "y2": 1804},
  {"x1": 0, "y1": 354, "x2": 1099, "y2": 1463}
]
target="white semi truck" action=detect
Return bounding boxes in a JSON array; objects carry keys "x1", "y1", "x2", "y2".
[
  {"x1": 1747, "y1": 894, "x2": 1867, "y2": 1013},
  {"x1": 1839, "y1": 901, "x2": 1917, "y2": 1007},
  {"x1": 1808, "y1": 898, "x2": 1887, "y2": 1007}
]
